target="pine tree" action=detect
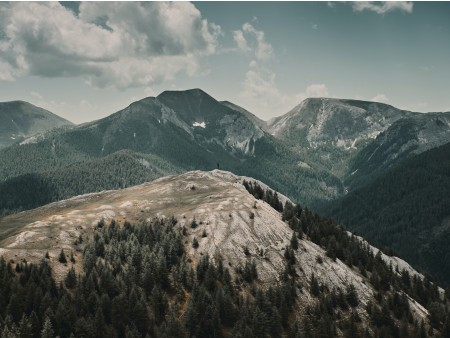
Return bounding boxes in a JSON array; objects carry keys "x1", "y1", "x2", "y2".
[
  {"x1": 40, "y1": 317, "x2": 54, "y2": 338},
  {"x1": 310, "y1": 274, "x2": 320, "y2": 297},
  {"x1": 58, "y1": 249, "x2": 67, "y2": 264},
  {"x1": 346, "y1": 284, "x2": 359, "y2": 307},
  {"x1": 18, "y1": 314, "x2": 32, "y2": 338},
  {"x1": 65, "y1": 267, "x2": 77, "y2": 289},
  {"x1": 290, "y1": 232, "x2": 299, "y2": 250}
]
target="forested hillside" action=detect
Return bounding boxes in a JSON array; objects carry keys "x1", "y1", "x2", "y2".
[
  {"x1": 0, "y1": 150, "x2": 181, "y2": 216},
  {"x1": 2, "y1": 181, "x2": 450, "y2": 337},
  {"x1": 322, "y1": 142, "x2": 450, "y2": 285}
]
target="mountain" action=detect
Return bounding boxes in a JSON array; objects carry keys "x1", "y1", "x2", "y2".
[
  {"x1": 0, "y1": 89, "x2": 342, "y2": 216},
  {"x1": 347, "y1": 112, "x2": 450, "y2": 190},
  {"x1": 321, "y1": 142, "x2": 450, "y2": 285},
  {"x1": 1, "y1": 170, "x2": 448, "y2": 337},
  {"x1": 220, "y1": 100, "x2": 267, "y2": 130},
  {"x1": 2, "y1": 91, "x2": 450, "y2": 287},
  {"x1": 268, "y1": 98, "x2": 450, "y2": 187},
  {"x1": 267, "y1": 98, "x2": 417, "y2": 177},
  {"x1": 0, "y1": 100, "x2": 72, "y2": 148}
]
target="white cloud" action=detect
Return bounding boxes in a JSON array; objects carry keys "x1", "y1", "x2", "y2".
[
  {"x1": 233, "y1": 23, "x2": 331, "y2": 117},
  {"x1": 233, "y1": 23, "x2": 289, "y2": 115},
  {"x1": 371, "y1": 94, "x2": 389, "y2": 103},
  {"x1": 241, "y1": 61, "x2": 288, "y2": 108},
  {"x1": 296, "y1": 84, "x2": 330, "y2": 102},
  {"x1": 240, "y1": 23, "x2": 274, "y2": 62},
  {"x1": 312, "y1": 24, "x2": 319, "y2": 30},
  {"x1": 233, "y1": 30, "x2": 251, "y2": 53},
  {"x1": 28, "y1": 91, "x2": 67, "y2": 113},
  {"x1": 352, "y1": 2, "x2": 413, "y2": 15},
  {"x1": 0, "y1": 2, "x2": 221, "y2": 89}
]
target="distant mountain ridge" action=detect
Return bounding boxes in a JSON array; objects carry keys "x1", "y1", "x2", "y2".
[
  {"x1": 0, "y1": 89, "x2": 342, "y2": 215},
  {"x1": 0, "y1": 100, "x2": 72, "y2": 148},
  {"x1": 2, "y1": 91, "x2": 450, "y2": 206}
]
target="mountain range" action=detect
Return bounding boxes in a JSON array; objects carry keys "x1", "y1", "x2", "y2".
[{"x1": 1, "y1": 88, "x2": 450, "y2": 288}]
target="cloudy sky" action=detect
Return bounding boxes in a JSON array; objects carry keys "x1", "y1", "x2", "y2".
[{"x1": 0, "y1": 1, "x2": 449, "y2": 123}]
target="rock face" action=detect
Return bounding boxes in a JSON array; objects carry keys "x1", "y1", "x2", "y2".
[
  {"x1": 0, "y1": 100, "x2": 72, "y2": 148},
  {"x1": 268, "y1": 98, "x2": 414, "y2": 149},
  {"x1": 268, "y1": 97, "x2": 450, "y2": 189},
  {"x1": 0, "y1": 170, "x2": 432, "y2": 323}
]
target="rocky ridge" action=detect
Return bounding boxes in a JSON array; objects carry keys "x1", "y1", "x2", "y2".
[{"x1": 0, "y1": 170, "x2": 435, "y2": 325}]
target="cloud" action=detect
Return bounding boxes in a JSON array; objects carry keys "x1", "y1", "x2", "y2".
[
  {"x1": 241, "y1": 61, "x2": 288, "y2": 108},
  {"x1": 371, "y1": 94, "x2": 389, "y2": 103},
  {"x1": 296, "y1": 84, "x2": 330, "y2": 102},
  {"x1": 0, "y1": 2, "x2": 221, "y2": 88},
  {"x1": 235, "y1": 23, "x2": 273, "y2": 62},
  {"x1": 312, "y1": 24, "x2": 319, "y2": 30},
  {"x1": 352, "y1": 2, "x2": 413, "y2": 15},
  {"x1": 233, "y1": 23, "x2": 288, "y2": 114},
  {"x1": 28, "y1": 91, "x2": 67, "y2": 113},
  {"x1": 233, "y1": 23, "x2": 331, "y2": 116},
  {"x1": 233, "y1": 30, "x2": 251, "y2": 53}
]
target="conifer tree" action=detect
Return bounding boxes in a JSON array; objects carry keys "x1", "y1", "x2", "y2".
[
  {"x1": 58, "y1": 249, "x2": 66, "y2": 264},
  {"x1": 40, "y1": 317, "x2": 53, "y2": 338}
]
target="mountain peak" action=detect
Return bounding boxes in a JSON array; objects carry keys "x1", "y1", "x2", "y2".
[
  {"x1": 157, "y1": 88, "x2": 214, "y2": 101},
  {"x1": 0, "y1": 100, "x2": 72, "y2": 148}
]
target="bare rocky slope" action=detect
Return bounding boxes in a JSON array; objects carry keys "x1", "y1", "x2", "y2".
[
  {"x1": 268, "y1": 98, "x2": 450, "y2": 189},
  {"x1": 0, "y1": 170, "x2": 442, "y2": 334}
]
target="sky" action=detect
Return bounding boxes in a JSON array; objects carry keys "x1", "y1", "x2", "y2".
[{"x1": 0, "y1": 1, "x2": 449, "y2": 124}]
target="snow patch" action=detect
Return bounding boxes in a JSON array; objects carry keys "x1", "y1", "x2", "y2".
[{"x1": 193, "y1": 122, "x2": 206, "y2": 128}]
